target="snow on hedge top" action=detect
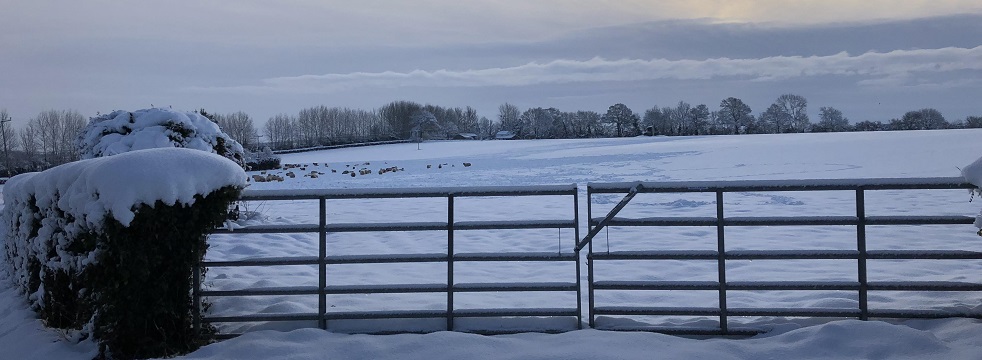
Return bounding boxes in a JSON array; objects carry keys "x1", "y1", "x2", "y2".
[
  {"x1": 961, "y1": 155, "x2": 982, "y2": 229},
  {"x1": 4, "y1": 147, "x2": 247, "y2": 226},
  {"x1": 961, "y1": 155, "x2": 982, "y2": 189},
  {"x1": 77, "y1": 108, "x2": 246, "y2": 167}
]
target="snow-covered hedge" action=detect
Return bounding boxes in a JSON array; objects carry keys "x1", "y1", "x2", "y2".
[
  {"x1": 1, "y1": 147, "x2": 246, "y2": 359},
  {"x1": 246, "y1": 146, "x2": 281, "y2": 171},
  {"x1": 77, "y1": 108, "x2": 247, "y2": 168},
  {"x1": 962, "y1": 156, "x2": 982, "y2": 232}
]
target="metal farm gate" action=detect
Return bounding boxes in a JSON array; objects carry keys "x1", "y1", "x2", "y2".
[
  {"x1": 197, "y1": 177, "x2": 982, "y2": 338},
  {"x1": 196, "y1": 185, "x2": 581, "y2": 337},
  {"x1": 579, "y1": 177, "x2": 981, "y2": 335}
]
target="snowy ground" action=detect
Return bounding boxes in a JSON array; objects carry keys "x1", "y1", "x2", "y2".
[{"x1": 3, "y1": 129, "x2": 982, "y2": 359}]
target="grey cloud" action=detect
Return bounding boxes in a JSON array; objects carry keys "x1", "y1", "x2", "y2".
[{"x1": 191, "y1": 46, "x2": 982, "y2": 93}]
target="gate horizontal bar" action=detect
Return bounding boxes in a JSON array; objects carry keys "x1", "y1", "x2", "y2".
[
  {"x1": 595, "y1": 306, "x2": 720, "y2": 316},
  {"x1": 595, "y1": 306, "x2": 866, "y2": 318},
  {"x1": 213, "y1": 219, "x2": 578, "y2": 234},
  {"x1": 454, "y1": 282, "x2": 578, "y2": 292},
  {"x1": 240, "y1": 184, "x2": 577, "y2": 201},
  {"x1": 596, "y1": 326, "x2": 764, "y2": 336},
  {"x1": 454, "y1": 308, "x2": 578, "y2": 317},
  {"x1": 590, "y1": 215, "x2": 974, "y2": 227},
  {"x1": 867, "y1": 309, "x2": 982, "y2": 319},
  {"x1": 587, "y1": 177, "x2": 971, "y2": 193},
  {"x1": 867, "y1": 281, "x2": 982, "y2": 291},
  {"x1": 866, "y1": 250, "x2": 982, "y2": 259}
]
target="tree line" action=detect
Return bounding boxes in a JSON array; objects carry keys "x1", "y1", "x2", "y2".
[{"x1": 1, "y1": 95, "x2": 979, "y2": 176}]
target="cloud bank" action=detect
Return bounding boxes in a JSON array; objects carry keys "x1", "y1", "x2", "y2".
[{"x1": 194, "y1": 46, "x2": 982, "y2": 94}]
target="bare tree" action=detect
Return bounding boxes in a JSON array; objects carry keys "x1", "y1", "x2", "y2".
[
  {"x1": 760, "y1": 103, "x2": 790, "y2": 134},
  {"x1": 603, "y1": 103, "x2": 640, "y2": 137},
  {"x1": 0, "y1": 109, "x2": 17, "y2": 176},
  {"x1": 498, "y1": 103, "x2": 522, "y2": 136},
  {"x1": 215, "y1": 111, "x2": 258, "y2": 150},
  {"x1": 690, "y1": 104, "x2": 710, "y2": 135},
  {"x1": 36, "y1": 110, "x2": 60, "y2": 165},
  {"x1": 264, "y1": 114, "x2": 296, "y2": 150},
  {"x1": 13, "y1": 110, "x2": 83, "y2": 169},
  {"x1": 476, "y1": 116, "x2": 496, "y2": 139},
  {"x1": 378, "y1": 101, "x2": 423, "y2": 139},
  {"x1": 520, "y1": 107, "x2": 561, "y2": 139},
  {"x1": 667, "y1": 101, "x2": 693, "y2": 136},
  {"x1": 460, "y1": 107, "x2": 479, "y2": 135},
  {"x1": 62, "y1": 110, "x2": 85, "y2": 163},
  {"x1": 552, "y1": 110, "x2": 573, "y2": 138},
  {"x1": 296, "y1": 107, "x2": 319, "y2": 147},
  {"x1": 891, "y1": 108, "x2": 948, "y2": 130},
  {"x1": 707, "y1": 110, "x2": 727, "y2": 135},
  {"x1": 19, "y1": 120, "x2": 40, "y2": 170},
  {"x1": 718, "y1": 97, "x2": 753, "y2": 135},
  {"x1": 643, "y1": 106, "x2": 669, "y2": 136},
  {"x1": 966, "y1": 116, "x2": 982, "y2": 129},
  {"x1": 410, "y1": 110, "x2": 441, "y2": 141},
  {"x1": 30, "y1": 109, "x2": 84, "y2": 166},
  {"x1": 571, "y1": 111, "x2": 602, "y2": 138},
  {"x1": 815, "y1": 107, "x2": 851, "y2": 132},
  {"x1": 774, "y1": 94, "x2": 810, "y2": 132},
  {"x1": 261, "y1": 105, "x2": 392, "y2": 150}
]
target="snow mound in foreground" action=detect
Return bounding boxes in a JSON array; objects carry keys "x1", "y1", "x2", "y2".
[{"x1": 174, "y1": 319, "x2": 978, "y2": 360}]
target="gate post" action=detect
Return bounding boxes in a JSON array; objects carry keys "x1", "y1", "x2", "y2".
[
  {"x1": 193, "y1": 264, "x2": 201, "y2": 336},
  {"x1": 318, "y1": 197, "x2": 327, "y2": 329},
  {"x1": 574, "y1": 187, "x2": 583, "y2": 329},
  {"x1": 447, "y1": 194, "x2": 455, "y2": 330},
  {"x1": 586, "y1": 186, "x2": 596, "y2": 328},
  {"x1": 716, "y1": 191, "x2": 728, "y2": 334},
  {"x1": 856, "y1": 189, "x2": 869, "y2": 320}
]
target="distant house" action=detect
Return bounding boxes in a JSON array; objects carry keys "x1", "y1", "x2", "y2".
[
  {"x1": 494, "y1": 130, "x2": 517, "y2": 140},
  {"x1": 454, "y1": 133, "x2": 478, "y2": 140}
]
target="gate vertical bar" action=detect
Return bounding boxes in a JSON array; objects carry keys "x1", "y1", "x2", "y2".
[
  {"x1": 586, "y1": 186, "x2": 596, "y2": 328},
  {"x1": 716, "y1": 191, "x2": 728, "y2": 333},
  {"x1": 447, "y1": 194, "x2": 455, "y2": 330},
  {"x1": 193, "y1": 264, "x2": 201, "y2": 336},
  {"x1": 855, "y1": 189, "x2": 869, "y2": 320},
  {"x1": 318, "y1": 197, "x2": 327, "y2": 329},
  {"x1": 573, "y1": 186, "x2": 583, "y2": 329}
]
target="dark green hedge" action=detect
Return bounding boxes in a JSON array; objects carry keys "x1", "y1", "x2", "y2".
[
  {"x1": 246, "y1": 157, "x2": 281, "y2": 171},
  {"x1": 12, "y1": 186, "x2": 239, "y2": 359},
  {"x1": 90, "y1": 186, "x2": 239, "y2": 359}
]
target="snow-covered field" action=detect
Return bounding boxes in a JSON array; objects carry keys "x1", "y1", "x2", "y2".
[{"x1": 3, "y1": 129, "x2": 982, "y2": 359}]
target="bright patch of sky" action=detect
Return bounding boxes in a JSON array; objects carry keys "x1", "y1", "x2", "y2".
[{"x1": 4, "y1": 1, "x2": 980, "y2": 45}]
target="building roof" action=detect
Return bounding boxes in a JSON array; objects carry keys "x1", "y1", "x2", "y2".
[{"x1": 494, "y1": 130, "x2": 517, "y2": 139}]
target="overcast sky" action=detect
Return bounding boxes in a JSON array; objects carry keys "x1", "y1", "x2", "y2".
[{"x1": 2, "y1": 0, "x2": 981, "y2": 127}]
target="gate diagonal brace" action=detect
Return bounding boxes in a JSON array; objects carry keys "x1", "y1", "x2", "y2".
[{"x1": 576, "y1": 183, "x2": 643, "y2": 251}]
